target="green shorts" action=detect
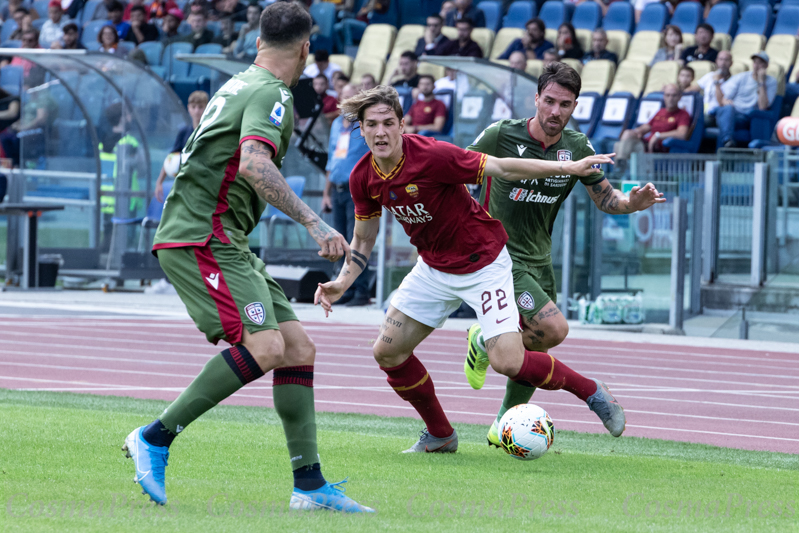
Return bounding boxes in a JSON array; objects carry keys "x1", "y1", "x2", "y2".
[
  {"x1": 513, "y1": 262, "x2": 557, "y2": 319},
  {"x1": 157, "y1": 238, "x2": 297, "y2": 345}
]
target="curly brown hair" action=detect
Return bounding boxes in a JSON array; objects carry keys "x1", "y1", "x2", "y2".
[{"x1": 339, "y1": 85, "x2": 404, "y2": 124}]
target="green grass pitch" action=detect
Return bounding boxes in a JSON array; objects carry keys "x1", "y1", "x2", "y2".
[{"x1": 1, "y1": 388, "x2": 797, "y2": 532}]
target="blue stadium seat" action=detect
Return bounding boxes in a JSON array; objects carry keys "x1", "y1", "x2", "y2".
[
  {"x1": 539, "y1": 1, "x2": 574, "y2": 30},
  {"x1": 503, "y1": 1, "x2": 537, "y2": 30},
  {"x1": 0, "y1": 65, "x2": 23, "y2": 95},
  {"x1": 573, "y1": 91, "x2": 604, "y2": 137},
  {"x1": 737, "y1": 4, "x2": 773, "y2": 37},
  {"x1": 309, "y1": 2, "x2": 336, "y2": 52},
  {"x1": 138, "y1": 41, "x2": 163, "y2": 67},
  {"x1": 705, "y1": 1, "x2": 738, "y2": 36},
  {"x1": 662, "y1": 92, "x2": 705, "y2": 154},
  {"x1": 603, "y1": 1, "x2": 634, "y2": 34},
  {"x1": 478, "y1": 0, "x2": 503, "y2": 32},
  {"x1": 81, "y1": 20, "x2": 110, "y2": 48},
  {"x1": 590, "y1": 93, "x2": 638, "y2": 154},
  {"x1": 454, "y1": 89, "x2": 496, "y2": 148},
  {"x1": 32, "y1": 0, "x2": 49, "y2": 18},
  {"x1": 162, "y1": 41, "x2": 193, "y2": 78},
  {"x1": 260, "y1": 176, "x2": 305, "y2": 252},
  {"x1": 738, "y1": 0, "x2": 770, "y2": 18},
  {"x1": 772, "y1": 5, "x2": 799, "y2": 35},
  {"x1": 0, "y1": 20, "x2": 18, "y2": 43},
  {"x1": 572, "y1": 1, "x2": 602, "y2": 31},
  {"x1": 0, "y1": 39, "x2": 21, "y2": 48},
  {"x1": 400, "y1": 0, "x2": 427, "y2": 25},
  {"x1": 670, "y1": 2, "x2": 702, "y2": 35},
  {"x1": 206, "y1": 20, "x2": 221, "y2": 37},
  {"x1": 79, "y1": 0, "x2": 102, "y2": 25},
  {"x1": 32, "y1": 18, "x2": 45, "y2": 31},
  {"x1": 635, "y1": 2, "x2": 669, "y2": 33}
]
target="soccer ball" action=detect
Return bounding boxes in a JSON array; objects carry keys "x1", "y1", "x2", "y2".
[
  {"x1": 163, "y1": 152, "x2": 182, "y2": 178},
  {"x1": 498, "y1": 404, "x2": 555, "y2": 461}
]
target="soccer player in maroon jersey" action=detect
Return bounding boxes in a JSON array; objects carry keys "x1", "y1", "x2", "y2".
[{"x1": 314, "y1": 85, "x2": 613, "y2": 452}]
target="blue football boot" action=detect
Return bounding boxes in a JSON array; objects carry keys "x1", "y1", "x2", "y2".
[
  {"x1": 122, "y1": 427, "x2": 169, "y2": 505},
  {"x1": 290, "y1": 478, "x2": 375, "y2": 513}
]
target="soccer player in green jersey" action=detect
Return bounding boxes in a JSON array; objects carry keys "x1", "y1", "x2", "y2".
[
  {"x1": 121, "y1": 3, "x2": 373, "y2": 513},
  {"x1": 464, "y1": 63, "x2": 665, "y2": 445}
]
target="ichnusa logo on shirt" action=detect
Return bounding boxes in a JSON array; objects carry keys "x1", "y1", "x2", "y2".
[{"x1": 270, "y1": 103, "x2": 285, "y2": 126}]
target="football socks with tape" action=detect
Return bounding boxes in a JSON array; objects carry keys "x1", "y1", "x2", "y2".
[
  {"x1": 158, "y1": 346, "x2": 264, "y2": 439},
  {"x1": 512, "y1": 350, "x2": 597, "y2": 402},
  {"x1": 381, "y1": 354, "x2": 453, "y2": 439},
  {"x1": 273, "y1": 366, "x2": 321, "y2": 472}
]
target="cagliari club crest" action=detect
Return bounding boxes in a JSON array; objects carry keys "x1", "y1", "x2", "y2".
[
  {"x1": 557, "y1": 150, "x2": 572, "y2": 161},
  {"x1": 245, "y1": 302, "x2": 266, "y2": 325}
]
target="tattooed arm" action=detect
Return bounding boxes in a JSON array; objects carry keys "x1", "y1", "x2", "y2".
[
  {"x1": 238, "y1": 139, "x2": 350, "y2": 262},
  {"x1": 586, "y1": 178, "x2": 666, "y2": 215},
  {"x1": 314, "y1": 217, "x2": 380, "y2": 316}
]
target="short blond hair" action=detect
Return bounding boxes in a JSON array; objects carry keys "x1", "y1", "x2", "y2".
[
  {"x1": 188, "y1": 90, "x2": 209, "y2": 108},
  {"x1": 339, "y1": 85, "x2": 403, "y2": 124}
]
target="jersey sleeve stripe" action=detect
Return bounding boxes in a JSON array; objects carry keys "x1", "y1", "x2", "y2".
[
  {"x1": 355, "y1": 210, "x2": 382, "y2": 221},
  {"x1": 240, "y1": 135, "x2": 278, "y2": 157},
  {"x1": 476, "y1": 153, "x2": 487, "y2": 185}
]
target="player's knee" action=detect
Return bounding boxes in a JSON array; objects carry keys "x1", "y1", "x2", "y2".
[
  {"x1": 286, "y1": 336, "x2": 316, "y2": 366},
  {"x1": 373, "y1": 342, "x2": 404, "y2": 369},
  {"x1": 247, "y1": 332, "x2": 285, "y2": 370}
]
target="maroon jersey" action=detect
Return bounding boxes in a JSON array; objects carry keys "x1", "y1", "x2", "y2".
[{"x1": 351, "y1": 134, "x2": 508, "y2": 274}]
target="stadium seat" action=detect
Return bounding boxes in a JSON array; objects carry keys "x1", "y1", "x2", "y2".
[
  {"x1": 572, "y1": 1, "x2": 601, "y2": 31},
  {"x1": 729, "y1": 62, "x2": 749, "y2": 76},
  {"x1": 687, "y1": 60, "x2": 715, "y2": 81},
  {"x1": 737, "y1": 4, "x2": 773, "y2": 37},
  {"x1": 138, "y1": 41, "x2": 163, "y2": 67},
  {"x1": 399, "y1": 0, "x2": 427, "y2": 26},
  {"x1": 636, "y1": 3, "x2": 669, "y2": 33},
  {"x1": 625, "y1": 31, "x2": 661, "y2": 64},
  {"x1": 0, "y1": 39, "x2": 21, "y2": 48},
  {"x1": 454, "y1": 89, "x2": 496, "y2": 147},
  {"x1": 526, "y1": 59, "x2": 543, "y2": 78},
  {"x1": 765, "y1": 34, "x2": 798, "y2": 72},
  {"x1": 738, "y1": 0, "x2": 770, "y2": 16},
  {"x1": 562, "y1": 58, "x2": 583, "y2": 73},
  {"x1": 108, "y1": 180, "x2": 173, "y2": 265},
  {"x1": 490, "y1": 27, "x2": 524, "y2": 59},
  {"x1": 768, "y1": 63, "x2": 787, "y2": 97},
  {"x1": 81, "y1": 20, "x2": 110, "y2": 49},
  {"x1": 79, "y1": 0, "x2": 101, "y2": 25},
  {"x1": 590, "y1": 93, "x2": 638, "y2": 151},
  {"x1": 580, "y1": 59, "x2": 616, "y2": 93},
  {"x1": 32, "y1": 18, "x2": 45, "y2": 31},
  {"x1": 206, "y1": 21, "x2": 221, "y2": 37},
  {"x1": 609, "y1": 59, "x2": 648, "y2": 97},
  {"x1": 603, "y1": 1, "x2": 634, "y2": 34},
  {"x1": 330, "y1": 54, "x2": 354, "y2": 77},
  {"x1": 355, "y1": 24, "x2": 397, "y2": 62},
  {"x1": 572, "y1": 89, "x2": 604, "y2": 136},
  {"x1": 0, "y1": 20, "x2": 17, "y2": 43},
  {"x1": 369, "y1": 0, "x2": 399, "y2": 26},
  {"x1": 32, "y1": 0, "x2": 49, "y2": 18},
  {"x1": 390, "y1": 24, "x2": 424, "y2": 59},
  {"x1": 260, "y1": 176, "x2": 305, "y2": 253},
  {"x1": 162, "y1": 41, "x2": 194, "y2": 79},
  {"x1": 395, "y1": 85, "x2": 414, "y2": 114},
  {"x1": 503, "y1": 1, "x2": 537, "y2": 30},
  {"x1": 730, "y1": 33, "x2": 766, "y2": 66},
  {"x1": 662, "y1": 91, "x2": 705, "y2": 153},
  {"x1": 418, "y1": 62, "x2": 445, "y2": 80},
  {"x1": 0, "y1": 65, "x2": 23, "y2": 96},
  {"x1": 442, "y1": 26, "x2": 457, "y2": 41},
  {"x1": 644, "y1": 60, "x2": 679, "y2": 95},
  {"x1": 670, "y1": 2, "x2": 702, "y2": 36},
  {"x1": 705, "y1": 1, "x2": 738, "y2": 36},
  {"x1": 772, "y1": 5, "x2": 799, "y2": 36},
  {"x1": 309, "y1": 2, "x2": 336, "y2": 52},
  {"x1": 605, "y1": 30, "x2": 631, "y2": 60},
  {"x1": 575, "y1": 28, "x2": 592, "y2": 51},
  {"x1": 471, "y1": 28, "x2": 495, "y2": 57},
  {"x1": 538, "y1": 1, "x2": 574, "y2": 31},
  {"x1": 353, "y1": 56, "x2": 386, "y2": 83},
  {"x1": 478, "y1": 0, "x2": 502, "y2": 32},
  {"x1": 711, "y1": 33, "x2": 732, "y2": 51},
  {"x1": 382, "y1": 56, "x2": 399, "y2": 84}
]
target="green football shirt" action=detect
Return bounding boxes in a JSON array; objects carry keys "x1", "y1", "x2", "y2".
[
  {"x1": 154, "y1": 64, "x2": 294, "y2": 252},
  {"x1": 468, "y1": 118, "x2": 604, "y2": 267}
]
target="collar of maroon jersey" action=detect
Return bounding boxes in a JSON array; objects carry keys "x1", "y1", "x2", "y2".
[{"x1": 371, "y1": 152, "x2": 406, "y2": 180}]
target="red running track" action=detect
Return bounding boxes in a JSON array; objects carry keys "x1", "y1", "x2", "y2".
[{"x1": 0, "y1": 317, "x2": 797, "y2": 454}]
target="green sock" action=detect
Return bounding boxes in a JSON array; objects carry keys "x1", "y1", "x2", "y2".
[
  {"x1": 496, "y1": 379, "x2": 537, "y2": 424},
  {"x1": 160, "y1": 347, "x2": 263, "y2": 435},
  {"x1": 272, "y1": 366, "x2": 319, "y2": 471}
]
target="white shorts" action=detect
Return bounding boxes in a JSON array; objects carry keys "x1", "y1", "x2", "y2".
[{"x1": 390, "y1": 246, "x2": 520, "y2": 340}]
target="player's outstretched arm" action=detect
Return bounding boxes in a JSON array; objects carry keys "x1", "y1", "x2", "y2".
[
  {"x1": 314, "y1": 218, "x2": 380, "y2": 317},
  {"x1": 239, "y1": 139, "x2": 350, "y2": 263},
  {"x1": 586, "y1": 178, "x2": 666, "y2": 214},
  {"x1": 483, "y1": 153, "x2": 615, "y2": 182}
]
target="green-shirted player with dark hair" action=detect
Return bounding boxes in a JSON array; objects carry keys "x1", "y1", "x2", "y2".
[
  {"x1": 121, "y1": 2, "x2": 373, "y2": 513},
  {"x1": 464, "y1": 63, "x2": 665, "y2": 446}
]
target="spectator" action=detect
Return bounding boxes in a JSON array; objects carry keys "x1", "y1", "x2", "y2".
[
  {"x1": 180, "y1": 10, "x2": 214, "y2": 50},
  {"x1": 680, "y1": 23, "x2": 717, "y2": 64},
  {"x1": 498, "y1": 18, "x2": 553, "y2": 60},
  {"x1": 415, "y1": 14, "x2": 451, "y2": 57},
  {"x1": 650, "y1": 25, "x2": 683, "y2": 66},
  {"x1": 542, "y1": 48, "x2": 559, "y2": 67},
  {"x1": 98, "y1": 23, "x2": 127, "y2": 55},
  {"x1": 555, "y1": 22, "x2": 583, "y2": 60},
  {"x1": 38, "y1": 0, "x2": 68, "y2": 48},
  {"x1": 404, "y1": 75, "x2": 447, "y2": 134},
  {"x1": 678, "y1": 65, "x2": 699, "y2": 93},
  {"x1": 124, "y1": 5, "x2": 159, "y2": 44},
  {"x1": 314, "y1": 74, "x2": 339, "y2": 121},
  {"x1": 154, "y1": 90, "x2": 208, "y2": 202},
  {"x1": 51, "y1": 22, "x2": 86, "y2": 49},
  {"x1": 443, "y1": 17, "x2": 482, "y2": 57},
  {"x1": 360, "y1": 73, "x2": 377, "y2": 91},
  {"x1": 445, "y1": 0, "x2": 485, "y2": 28},
  {"x1": 389, "y1": 51, "x2": 420, "y2": 88},
  {"x1": 92, "y1": 0, "x2": 125, "y2": 21},
  {"x1": 634, "y1": 0, "x2": 660, "y2": 23},
  {"x1": 235, "y1": 2, "x2": 261, "y2": 41},
  {"x1": 435, "y1": 67, "x2": 457, "y2": 92},
  {"x1": 1, "y1": 0, "x2": 39, "y2": 22},
  {"x1": 1, "y1": 29, "x2": 40, "y2": 75},
  {"x1": 209, "y1": 0, "x2": 247, "y2": 22},
  {"x1": 508, "y1": 50, "x2": 527, "y2": 71},
  {"x1": 0, "y1": 87, "x2": 21, "y2": 134},
  {"x1": 213, "y1": 16, "x2": 238, "y2": 52},
  {"x1": 160, "y1": 7, "x2": 183, "y2": 43},
  {"x1": 303, "y1": 49, "x2": 342, "y2": 80},
  {"x1": 149, "y1": 0, "x2": 179, "y2": 19},
  {"x1": 107, "y1": 1, "x2": 132, "y2": 40},
  {"x1": 9, "y1": 8, "x2": 34, "y2": 41},
  {"x1": 0, "y1": 68, "x2": 54, "y2": 168},
  {"x1": 614, "y1": 83, "x2": 689, "y2": 166},
  {"x1": 332, "y1": 74, "x2": 349, "y2": 99},
  {"x1": 582, "y1": 28, "x2": 618, "y2": 65},
  {"x1": 439, "y1": 0, "x2": 455, "y2": 20},
  {"x1": 123, "y1": 0, "x2": 148, "y2": 21},
  {"x1": 322, "y1": 83, "x2": 371, "y2": 306},
  {"x1": 703, "y1": 0, "x2": 723, "y2": 20},
  {"x1": 320, "y1": 0, "x2": 354, "y2": 14},
  {"x1": 715, "y1": 52, "x2": 777, "y2": 148},
  {"x1": 696, "y1": 50, "x2": 732, "y2": 123},
  {"x1": 333, "y1": 0, "x2": 380, "y2": 52}
]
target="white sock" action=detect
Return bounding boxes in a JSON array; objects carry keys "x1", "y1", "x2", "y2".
[{"x1": 476, "y1": 332, "x2": 486, "y2": 352}]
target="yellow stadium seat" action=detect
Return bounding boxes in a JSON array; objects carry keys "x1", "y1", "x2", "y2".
[
  {"x1": 644, "y1": 60, "x2": 680, "y2": 95},
  {"x1": 730, "y1": 33, "x2": 765, "y2": 65},
  {"x1": 493, "y1": 59, "x2": 510, "y2": 67},
  {"x1": 381, "y1": 56, "x2": 398, "y2": 84},
  {"x1": 765, "y1": 34, "x2": 798, "y2": 72},
  {"x1": 681, "y1": 33, "x2": 695, "y2": 48},
  {"x1": 686, "y1": 60, "x2": 715, "y2": 81},
  {"x1": 442, "y1": 26, "x2": 457, "y2": 40},
  {"x1": 355, "y1": 24, "x2": 397, "y2": 62},
  {"x1": 391, "y1": 24, "x2": 424, "y2": 59},
  {"x1": 352, "y1": 57, "x2": 386, "y2": 83},
  {"x1": 306, "y1": 54, "x2": 315, "y2": 67},
  {"x1": 562, "y1": 58, "x2": 583, "y2": 74},
  {"x1": 490, "y1": 28, "x2": 524, "y2": 59},
  {"x1": 767, "y1": 63, "x2": 786, "y2": 96},
  {"x1": 605, "y1": 30, "x2": 631, "y2": 61},
  {"x1": 580, "y1": 59, "x2": 616, "y2": 94},
  {"x1": 576, "y1": 28, "x2": 592, "y2": 52},
  {"x1": 330, "y1": 54, "x2": 353, "y2": 77},
  {"x1": 791, "y1": 97, "x2": 799, "y2": 116},
  {"x1": 711, "y1": 33, "x2": 731, "y2": 51},
  {"x1": 730, "y1": 61, "x2": 749, "y2": 76},
  {"x1": 526, "y1": 59, "x2": 543, "y2": 78},
  {"x1": 418, "y1": 62, "x2": 445, "y2": 80},
  {"x1": 609, "y1": 59, "x2": 649, "y2": 97},
  {"x1": 471, "y1": 28, "x2": 495, "y2": 58},
  {"x1": 625, "y1": 31, "x2": 662, "y2": 65},
  {"x1": 546, "y1": 28, "x2": 557, "y2": 45}
]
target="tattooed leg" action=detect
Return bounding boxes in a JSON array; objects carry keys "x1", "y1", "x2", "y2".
[{"x1": 520, "y1": 300, "x2": 569, "y2": 352}]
